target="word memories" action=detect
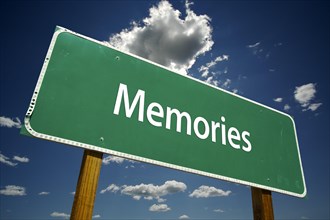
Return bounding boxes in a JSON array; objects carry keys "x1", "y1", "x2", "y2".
[{"x1": 113, "y1": 83, "x2": 252, "y2": 152}]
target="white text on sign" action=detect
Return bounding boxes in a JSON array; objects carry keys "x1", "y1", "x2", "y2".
[{"x1": 113, "y1": 83, "x2": 252, "y2": 152}]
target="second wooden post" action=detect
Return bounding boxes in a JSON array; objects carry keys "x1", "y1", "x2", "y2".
[{"x1": 251, "y1": 187, "x2": 274, "y2": 220}]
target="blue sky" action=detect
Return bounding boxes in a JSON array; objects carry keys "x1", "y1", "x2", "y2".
[{"x1": 0, "y1": 0, "x2": 329, "y2": 219}]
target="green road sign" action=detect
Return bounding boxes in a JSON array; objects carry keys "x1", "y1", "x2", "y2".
[{"x1": 22, "y1": 26, "x2": 306, "y2": 197}]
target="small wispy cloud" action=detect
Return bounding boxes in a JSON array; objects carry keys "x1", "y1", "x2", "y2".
[
  {"x1": 50, "y1": 212, "x2": 70, "y2": 219},
  {"x1": 247, "y1": 42, "x2": 261, "y2": 48},
  {"x1": 214, "y1": 209, "x2": 224, "y2": 213},
  {"x1": 189, "y1": 185, "x2": 231, "y2": 198},
  {"x1": 0, "y1": 152, "x2": 29, "y2": 167},
  {"x1": 284, "y1": 104, "x2": 291, "y2": 111},
  {"x1": 204, "y1": 76, "x2": 233, "y2": 91},
  {"x1": 0, "y1": 185, "x2": 26, "y2": 196},
  {"x1": 304, "y1": 103, "x2": 322, "y2": 112},
  {"x1": 0, "y1": 116, "x2": 21, "y2": 128},
  {"x1": 92, "y1": 214, "x2": 101, "y2": 219},
  {"x1": 100, "y1": 184, "x2": 120, "y2": 194},
  {"x1": 273, "y1": 97, "x2": 283, "y2": 103},
  {"x1": 222, "y1": 78, "x2": 231, "y2": 88},
  {"x1": 246, "y1": 41, "x2": 277, "y2": 60},
  {"x1": 13, "y1": 156, "x2": 29, "y2": 163},
  {"x1": 102, "y1": 155, "x2": 125, "y2": 164},
  {"x1": 149, "y1": 204, "x2": 171, "y2": 212},
  {"x1": 179, "y1": 215, "x2": 190, "y2": 219},
  {"x1": 247, "y1": 41, "x2": 262, "y2": 54},
  {"x1": 199, "y1": 55, "x2": 229, "y2": 78},
  {"x1": 38, "y1": 191, "x2": 50, "y2": 195},
  {"x1": 205, "y1": 76, "x2": 219, "y2": 87},
  {"x1": 102, "y1": 155, "x2": 136, "y2": 165},
  {"x1": 0, "y1": 152, "x2": 17, "y2": 167}
]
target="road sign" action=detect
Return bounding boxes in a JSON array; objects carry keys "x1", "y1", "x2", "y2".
[{"x1": 22, "y1": 26, "x2": 306, "y2": 197}]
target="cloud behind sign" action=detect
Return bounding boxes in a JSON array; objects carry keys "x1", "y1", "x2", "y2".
[{"x1": 109, "y1": 0, "x2": 213, "y2": 74}]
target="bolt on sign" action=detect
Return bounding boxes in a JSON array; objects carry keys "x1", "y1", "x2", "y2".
[{"x1": 22, "y1": 26, "x2": 306, "y2": 197}]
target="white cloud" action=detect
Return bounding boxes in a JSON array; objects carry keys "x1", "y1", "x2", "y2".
[
  {"x1": 179, "y1": 215, "x2": 190, "y2": 219},
  {"x1": 109, "y1": 0, "x2": 213, "y2": 74},
  {"x1": 50, "y1": 212, "x2": 70, "y2": 219},
  {"x1": 100, "y1": 184, "x2": 120, "y2": 194},
  {"x1": 0, "y1": 185, "x2": 26, "y2": 196},
  {"x1": 38, "y1": 191, "x2": 50, "y2": 195},
  {"x1": 205, "y1": 76, "x2": 219, "y2": 87},
  {"x1": 214, "y1": 209, "x2": 224, "y2": 213},
  {"x1": 222, "y1": 78, "x2": 231, "y2": 88},
  {"x1": 247, "y1": 42, "x2": 261, "y2": 48},
  {"x1": 13, "y1": 156, "x2": 29, "y2": 163},
  {"x1": 294, "y1": 83, "x2": 316, "y2": 106},
  {"x1": 102, "y1": 155, "x2": 136, "y2": 165},
  {"x1": 121, "y1": 180, "x2": 187, "y2": 201},
  {"x1": 149, "y1": 204, "x2": 171, "y2": 212},
  {"x1": 294, "y1": 83, "x2": 322, "y2": 112},
  {"x1": 232, "y1": 89, "x2": 238, "y2": 94},
  {"x1": 0, "y1": 152, "x2": 17, "y2": 167},
  {"x1": 189, "y1": 185, "x2": 231, "y2": 198},
  {"x1": 273, "y1": 97, "x2": 283, "y2": 102},
  {"x1": 102, "y1": 155, "x2": 125, "y2": 164},
  {"x1": 157, "y1": 197, "x2": 167, "y2": 203},
  {"x1": 199, "y1": 55, "x2": 229, "y2": 78},
  {"x1": 0, "y1": 116, "x2": 21, "y2": 128},
  {"x1": 92, "y1": 214, "x2": 101, "y2": 219},
  {"x1": 70, "y1": 191, "x2": 75, "y2": 195},
  {"x1": 246, "y1": 41, "x2": 270, "y2": 59},
  {"x1": 204, "y1": 77, "x2": 232, "y2": 90},
  {"x1": 284, "y1": 104, "x2": 291, "y2": 111},
  {"x1": 306, "y1": 103, "x2": 322, "y2": 111},
  {"x1": 0, "y1": 152, "x2": 30, "y2": 166}
]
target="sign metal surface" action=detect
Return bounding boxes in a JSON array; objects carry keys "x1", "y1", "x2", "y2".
[{"x1": 22, "y1": 27, "x2": 306, "y2": 197}]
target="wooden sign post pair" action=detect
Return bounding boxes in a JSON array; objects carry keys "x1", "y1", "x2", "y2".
[{"x1": 70, "y1": 149, "x2": 274, "y2": 220}]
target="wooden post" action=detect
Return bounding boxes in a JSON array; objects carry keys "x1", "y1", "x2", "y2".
[
  {"x1": 70, "y1": 149, "x2": 103, "y2": 220},
  {"x1": 251, "y1": 187, "x2": 274, "y2": 220}
]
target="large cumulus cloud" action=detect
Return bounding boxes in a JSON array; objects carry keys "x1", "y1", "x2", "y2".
[{"x1": 109, "y1": 0, "x2": 213, "y2": 74}]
